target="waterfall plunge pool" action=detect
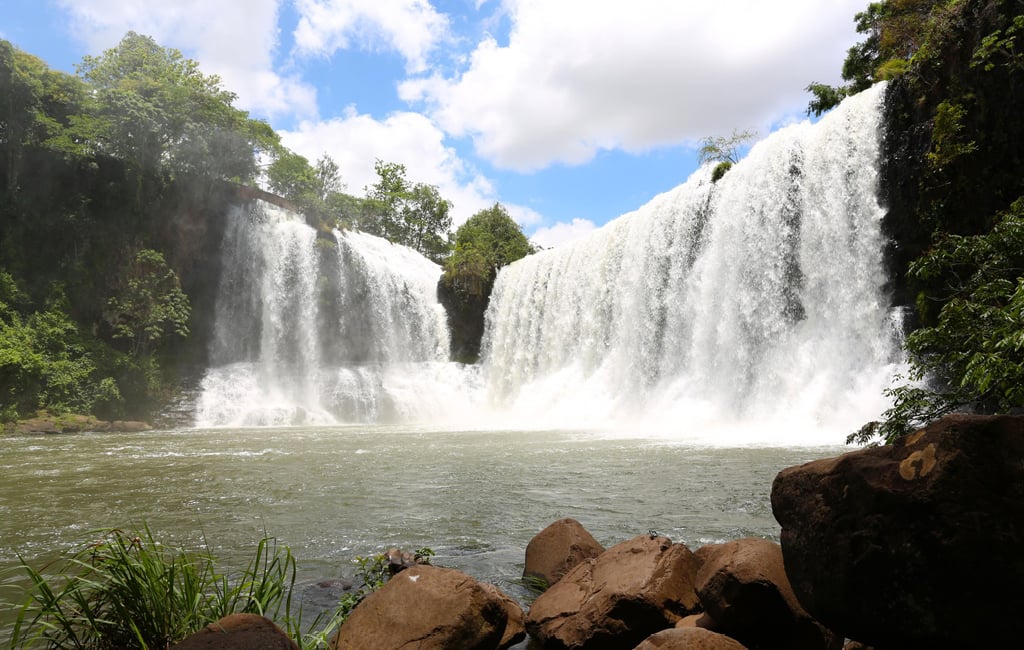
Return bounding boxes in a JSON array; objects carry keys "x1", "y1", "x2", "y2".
[{"x1": 0, "y1": 424, "x2": 845, "y2": 624}]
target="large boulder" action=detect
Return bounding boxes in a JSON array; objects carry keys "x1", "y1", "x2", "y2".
[
  {"x1": 524, "y1": 518, "x2": 605, "y2": 587},
  {"x1": 170, "y1": 613, "x2": 297, "y2": 650},
  {"x1": 526, "y1": 534, "x2": 701, "y2": 649},
  {"x1": 771, "y1": 414, "x2": 1024, "y2": 649},
  {"x1": 632, "y1": 627, "x2": 748, "y2": 650},
  {"x1": 330, "y1": 564, "x2": 524, "y2": 650},
  {"x1": 694, "y1": 539, "x2": 839, "y2": 650}
]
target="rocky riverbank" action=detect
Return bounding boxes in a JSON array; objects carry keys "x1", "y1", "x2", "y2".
[
  {"x1": 2, "y1": 412, "x2": 151, "y2": 435},
  {"x1": 169, "y1": 413, "x2": 1024, "y2": 649}
]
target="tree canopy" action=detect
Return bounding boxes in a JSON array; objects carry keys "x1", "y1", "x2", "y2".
[
  {"x1": 805, "y1": 0, "x2": 943, "y2": 116},
  {"x1": 443, "y1": 203, "x2": 534, "y2": 296},
  {"x1": 360, "y1": 160, "x2": 453, "y2": 263},
  {"x1": 74, "y1": 32, "x2": 278, "y2": 182}
]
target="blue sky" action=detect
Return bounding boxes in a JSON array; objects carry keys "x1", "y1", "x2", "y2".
[{"x1": 2, "y1": 0, "x2": 864, "y2": 247}]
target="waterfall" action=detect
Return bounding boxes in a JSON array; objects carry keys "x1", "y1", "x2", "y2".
[
  {"x1": 194, "y1": 202, "x2": 470, "y2": 427},
  {"x1": 481, "y1": 83, "x2": 902, "y2": 441},
  {"x1": 194, "y1": 84, "x2": 901, "y2": 441}
]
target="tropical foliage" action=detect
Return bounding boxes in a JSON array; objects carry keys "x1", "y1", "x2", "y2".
[
  {"x1": 1, "y1": 526, "x2": 434, "y2": 650},
  {"x1": 805, "y1": 0, "x2": 944, "y2": 116},
  {"x1": 830, "y1": 0, "x2": 1024, "y2": 443},
  {"x1": 359, "y1": 160, "x2": 453, "y2": 263},
  {"x1": 443, "y1": 203, "x2": 535, "y2": 296},
  {"x1": 0, "y1": 30, "x2": 465, "y2": 423},
  {"x1": 852, "y1": 198, "x2": 1024, "y2": 443}
]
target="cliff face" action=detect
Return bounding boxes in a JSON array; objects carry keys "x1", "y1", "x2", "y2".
[{"x1": 880, "y1": 0, "x2": 1024, "y2": 307}]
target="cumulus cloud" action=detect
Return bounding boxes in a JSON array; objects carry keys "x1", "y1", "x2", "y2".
[
  {"x1": 293, "y1": 0, "x2": 449, "y2": 73},
  {"x1": 54, "y1": 0, "x2": 317, "y2": 119},
  {"x1": 530, "y1": 218, "x2": 598, "y2": 249},
  {"x1": 400, "y1": 0, "x2": 865, "y2": 170},
  {"x1": 279, "y1": 109, "x2": 526, "y2": 227}
]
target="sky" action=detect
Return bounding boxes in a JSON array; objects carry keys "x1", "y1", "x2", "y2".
[{"x1": 1, "y1": 0, "x2": 865, "y2": 248}]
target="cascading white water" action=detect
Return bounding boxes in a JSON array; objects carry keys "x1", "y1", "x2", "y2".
[
  {"x1": 481, "y1": 83, "x2": 902, "y2": 442},
  {"x1": 195, "y1": 84, "x2": 901, "y2": 442},
  {"x1": 194, "y1": 202, "x2": 470, "y2": 427}
]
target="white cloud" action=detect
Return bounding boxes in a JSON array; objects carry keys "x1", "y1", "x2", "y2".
[
  {"x1": 54, "y1": 0, "x2": 318, "y2": 119},
  {"x1": 400, "y1": 0, "x2": 865, "y2": 171},
  {"x1": 279, "y1": 109, "x2": 531, "y2": 228},
  {"x1": 529, "y1": 218, "x2": 598, "y2": 249},
  {"x1": 293, "y1": 0, "x2": 449, "y2": 73}
]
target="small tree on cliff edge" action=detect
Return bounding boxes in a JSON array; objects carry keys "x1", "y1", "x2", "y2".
[
  {"x1": 698, "y1": 128, "x2": 756, "y2": 182},
  {"x1": 443, "y1": 203, "x2": 535, "y2": 296}
]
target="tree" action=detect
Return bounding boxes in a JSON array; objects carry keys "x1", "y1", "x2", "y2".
[
  {"x1": 851, "y1": 197, "x2": 1024, "y2": 444},
  {"x1": 105, "y1": 249, "x2": 190, "y2": 357},
  {"x1": 443, "y1": 203, "x2": 534, "y2": 295},
  {"x1": 805, "y1": 0, "x2": 942, "y2": 116},
  {"x1": 314, "y1": 153, "x2": 344, "y2": 202},
  {"x1": 0, "y1": 40, "x2": 85, "y2": 193},
  {"x1": 698, "y1": 128, "x2": 756, "y2": 182},
  {"x1": 0, "y1": 277, "x2": 117, "y2": 420},
  {"x1": 74, "y1": 32, "x2": 265, "y2": 182},
  {"x1": 267, "y1": 150, "x2": 317, "y2": 204},
  {"x1": 361, "y1": 160, "x2": 453, "y2": 261}
]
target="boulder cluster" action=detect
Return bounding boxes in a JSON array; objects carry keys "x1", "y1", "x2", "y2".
[{"x1": 170, "y1": 414, "x2": 1023, "y2": 649}]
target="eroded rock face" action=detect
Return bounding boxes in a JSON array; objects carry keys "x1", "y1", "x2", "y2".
[
  {"x1": 694, "y1": 538, "x2": 839, "y2": 650},
  {"x1": 523, "y1": 518, "x2": 606, "y2": 587},
  {"x1": 771, "y1": 414, "x2": 1024, "y2": 649},
  {"x1": 169, "y1": 613, "x2": 297, "y2": 650},
  {"x1": 632, "y1": 627, "x2": 749, "y2": 650},
  {"x1": 330, "y1": 564, "x2": 524, "y2": 650},
  {"x1": 526, "y1": 534, "x2": 701, "y2": 650}
]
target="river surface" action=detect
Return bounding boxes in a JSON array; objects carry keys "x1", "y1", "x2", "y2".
[{"x1": 0, "y1": 425, "x2": 845, "y2": 634}]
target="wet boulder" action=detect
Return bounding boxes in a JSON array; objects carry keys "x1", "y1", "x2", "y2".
[
  {"x1": 330, "y1": 564, "x2": 524, "y2": 650},
  {"x1": 694, "y1": 538, "x2": 839, "y2": 650},
  {"x1": 170, "y1": 613, "x2": 297, "y2": 650},
  {"x1": 523, "y1": 518, "x2": 606, "y2": 588},
  {"x1": 526, "y1": 533, "x2": 701, "y2": 649},
  {"x1": 771, "y1": 414, "x2": 1024, "y2": 649}
]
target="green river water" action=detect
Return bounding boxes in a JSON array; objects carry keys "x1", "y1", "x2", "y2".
[{"x1": 0, "y1": 425, "x2": 844, "y2": 637}]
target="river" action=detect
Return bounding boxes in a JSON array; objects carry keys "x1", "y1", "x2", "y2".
[{"x1": 0, "y1": 424, "x2": 844, "y2": 630}]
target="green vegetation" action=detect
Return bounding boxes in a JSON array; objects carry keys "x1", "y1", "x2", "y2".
[
  {"x1": 0, "y1": 30, "x2": 477, "y2": 423},
  {"x1": 437, "y1": 203, "x2": 535, "y2": 363},
  {"x1": 443, "y1": 203, "x2": 534, "y2": 297},
  {"x1": 1, "y1": 529, "x2": 433, "y2": 649},
  {"x1": 3, "y1": 527, "x2": 298, "y2": 649},
  {"x1": 851, "y1": 199, "x2": 1024, "y2": 443},
  {"x1": 357, "y1": 160, "x2": 453, "y2": 264},
  {"x1": 817, "y1": 0, "x2": 1024, "y2": 443},
  {"x1": 697, "y1": 129, "x2": 756, "y2": 183},
  {"x1": 805, "y1": 0, "x2": 944, "y2": 116}
]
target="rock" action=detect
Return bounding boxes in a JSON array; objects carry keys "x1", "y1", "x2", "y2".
[
  {"x1": 674, "y1": 613, "x2": 717, "y2": 630},
  {"x1": 694, "y1": 538, "x2": 839, "y2": 650},
  {"x1": 771, "y1": 414, "x2": 1024, "y2": 649},
  {"x1": 631, "y1": 627, "x2": 748, "y2": 649},
  {"x1": 523, "y1": 518, "x2": 605, "y2": 587},
  {"x1": 330, "y1": 564, "x2": 524, "y2": 650},
  {"x1": 110, "y1": 420, "x2": 152, "y2": 432},
  {"x1": 5, "y1": 413, "x2": 151, "y2": 434},
  {"x1": 170, "y1": 613, "x2": 297, "y2": 649},
  {"x1": 384, "y1": 547, "x2": 428, "y2": 574},
  {"x1": 526, "y1": 534, "x2": 701, "y2": 649}
]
